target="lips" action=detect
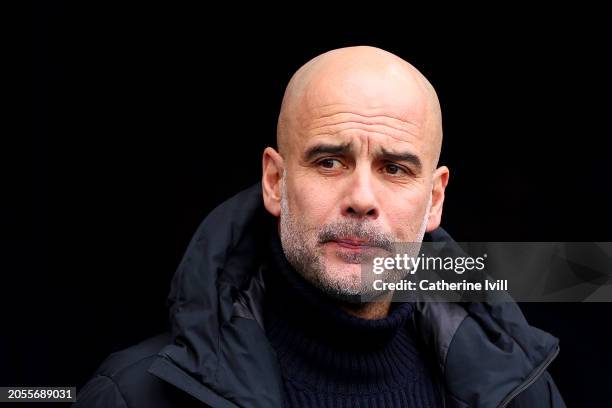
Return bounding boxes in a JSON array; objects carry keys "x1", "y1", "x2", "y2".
[{"x1": 332, "y1": 238, "x2": 372, "y2": 250}]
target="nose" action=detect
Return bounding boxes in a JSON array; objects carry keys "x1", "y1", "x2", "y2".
[{"x1": 341, "y1": 167, "x2": 380, "y2": 220}]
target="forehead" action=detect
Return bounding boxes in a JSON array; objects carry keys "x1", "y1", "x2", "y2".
[
  {"x1": 290, "y1": 67, "x2": 433, "y2": 146},
  {"x1": 297, "y1": 111, "x2": 421, "y2": 167},
  {"x1": 290, "y1": 97, "x2": 433, "y2": 164}
]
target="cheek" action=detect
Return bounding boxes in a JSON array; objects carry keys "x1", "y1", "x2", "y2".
[
  {"x1": 288, "y1": 179, "x2": 338, "y2": 225},
  {"x1": 382, "y1": 193, "x2": 429, "y2": 240}
]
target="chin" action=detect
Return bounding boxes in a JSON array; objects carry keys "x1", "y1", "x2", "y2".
[
  {"x1": 324, "y1": 258, "x2": 362, "y2": 275},
  {"x1": 322, "y1": 265, "x2": 363, "y2": 290}
]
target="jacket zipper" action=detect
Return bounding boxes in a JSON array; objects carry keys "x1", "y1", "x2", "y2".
[{"x1": 497, "y1": 345, "x2": 560, "y2": 408}]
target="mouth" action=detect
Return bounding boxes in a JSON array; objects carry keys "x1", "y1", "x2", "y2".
[{"x1": 328, "y1": 238, "x2": 373, "y2": 251}]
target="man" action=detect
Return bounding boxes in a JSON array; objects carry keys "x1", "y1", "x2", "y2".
[{"x1": 75, "y1": 46, "x2": 565, "y2": 407}]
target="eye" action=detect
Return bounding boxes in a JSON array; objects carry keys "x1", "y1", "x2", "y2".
[
  {"x1": 384, "y1": 163, "x2": 406, "y2": 176},
  {"x1": 318, "y1": 158, "x2": 344, "y2": 169}
]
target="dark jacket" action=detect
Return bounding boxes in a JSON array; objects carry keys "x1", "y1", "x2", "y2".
[{"x1": 74, "y1": 183, "x2": 566, "y2": 408}]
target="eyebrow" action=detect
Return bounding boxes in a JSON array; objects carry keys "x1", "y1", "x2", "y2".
[
  {"x1": 378, "y1": 147, "x2": 423, "y2": 173},
  {"x1": 302, "y1": 142, "x2": 423, "y2": 173},
  {"x1": 303, "y1": 142, "x2": 354, "y2": 161}
]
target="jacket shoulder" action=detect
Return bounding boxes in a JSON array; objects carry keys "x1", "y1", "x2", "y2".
[
  {"x1": 74, "y1": 333, "x2": 194, "y2": 408},
  {"x1": 95, "y1": 332, "x2": 171, "y2": 377}
]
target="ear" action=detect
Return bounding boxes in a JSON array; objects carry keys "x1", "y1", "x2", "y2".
[
  {"x1": 262, "y1": 147, "x2": 284, "y2": 217},
  {"x1": 426, "y1": 166, "x2": 450, "y2": 232}
]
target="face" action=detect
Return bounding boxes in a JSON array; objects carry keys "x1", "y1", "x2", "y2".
[{"x1": 263, "y1": 61, "x2": 449, "y2": 301}]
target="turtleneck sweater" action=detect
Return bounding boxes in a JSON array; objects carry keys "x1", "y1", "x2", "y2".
[{"x1": 262, "y1": 227, "x2": 443, "y2": 408}]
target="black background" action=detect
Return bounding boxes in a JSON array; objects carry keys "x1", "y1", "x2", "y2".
[{"x1": 15, "y1": 2, "x2": 611, "y2": 406}]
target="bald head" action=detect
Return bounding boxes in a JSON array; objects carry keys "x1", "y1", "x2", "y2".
[{"x1": 277, "y1": 46, "x2": 443, "y2": 167}]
